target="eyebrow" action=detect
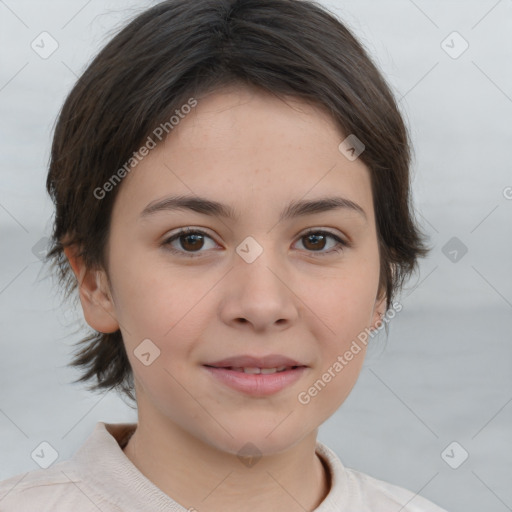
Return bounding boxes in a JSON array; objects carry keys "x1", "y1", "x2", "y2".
[{"x1": 140, "y1": 194, "x2": 367, "y2": 223}]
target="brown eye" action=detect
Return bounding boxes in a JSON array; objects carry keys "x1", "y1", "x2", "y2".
[
  {"x1": 179, "y1": 232, "x2": 205, "y2": 251},
  {"x1": 163, "y1": 228, "x2": 217, "y2": 256},
  {"x1": 296, "y1": 230, "x2": 348, "y2": 256},
  {"x1": 302, "y1": 232, "x2": 327, "y2": 251}
]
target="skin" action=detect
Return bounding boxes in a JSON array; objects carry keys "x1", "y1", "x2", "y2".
[{"x1": 65, "y1": 85, "x2": 386, "y2": 512}]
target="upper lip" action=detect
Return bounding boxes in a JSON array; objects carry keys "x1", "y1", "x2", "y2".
[{"x1": 204, "y1": 354, "x2": 307, "y2": 369}]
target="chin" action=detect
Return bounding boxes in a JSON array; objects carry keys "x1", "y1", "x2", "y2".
[{"x1": 200, "y1": 422, "x2": 309, "y2": 459}]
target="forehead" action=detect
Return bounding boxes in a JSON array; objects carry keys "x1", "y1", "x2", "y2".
[
  {"x1": 174, "y1": 85, "x2": 338, "y2": 147},
  {"x1": 113, "y1": 86, "x2": 374, "y2": 225}
]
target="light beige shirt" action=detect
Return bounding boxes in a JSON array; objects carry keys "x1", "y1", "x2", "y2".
[{"x1": 0, "y1": 422, "x2": 448, "y2": 511}]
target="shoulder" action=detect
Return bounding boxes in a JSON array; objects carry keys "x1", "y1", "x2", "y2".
[
  {"x1": 344, "y1": 466, "x2": 448, "y2": 512},
  {"x1": 0, "y1": 459, "x2": 115, "y2": 512},
  {"x1": 315, "y1": 442, "x2": 448, "y2": 512},
  {"x1": 0, "y1": 422, "x2": 141, "y2": 512}
]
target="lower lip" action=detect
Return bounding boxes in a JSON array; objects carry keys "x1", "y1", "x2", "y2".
[{"x1": 203, "y1": 366, "x2": 307, "y2": 396}]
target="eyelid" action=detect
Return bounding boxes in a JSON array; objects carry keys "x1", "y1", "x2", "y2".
[
  {"x1": 162, "y1": 226, "x2": 350, "y2": 256},
  {"x1": 297, "y1": 228, "x2": 350, "y2": 256},
  {"x1": 162, "y1": 227, "x2": 220, "y2": 257},
  {"x1": 300, "y1": 227, "x2": 348, "y2": 243}
]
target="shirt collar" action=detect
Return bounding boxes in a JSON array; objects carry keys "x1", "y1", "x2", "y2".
[{"x1": 71, "y1": 421, "x2": 348, "y2": 511}]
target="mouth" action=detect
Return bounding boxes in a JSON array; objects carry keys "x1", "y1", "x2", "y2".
[
  {"x1": 204, "y1": 364, "x2": 303, "y2": 374},
  {"x1": 202, "y1": 363, "x2": 308, "y2": 396},
  {"x1": 204, "y1": 354, "x2": 307, "y2": 369}
]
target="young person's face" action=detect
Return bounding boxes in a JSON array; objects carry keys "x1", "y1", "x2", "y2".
[{"x1": 81, "y1": 86, "x2": 386, "y2": 455}]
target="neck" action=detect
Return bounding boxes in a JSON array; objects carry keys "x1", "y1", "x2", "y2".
[{"x1": 122, "y1": 417, "x2": 330, "y2": 512}]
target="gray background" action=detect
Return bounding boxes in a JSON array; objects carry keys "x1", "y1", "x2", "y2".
[{"x1": 1, "y1": 1, "x2": 511, "y2": 511}]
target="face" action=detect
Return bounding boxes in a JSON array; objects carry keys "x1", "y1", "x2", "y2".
[{"x1": 83, "y1": 86, "x2": 385, "y2": 456}]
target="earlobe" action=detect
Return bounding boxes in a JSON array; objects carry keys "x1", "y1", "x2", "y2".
[
  {"x1": 63, "y1": 246, "x2": 120, "y2": 334},
  {"x1": 370, "y1": 293, "x2": 387, "y2": 331}
]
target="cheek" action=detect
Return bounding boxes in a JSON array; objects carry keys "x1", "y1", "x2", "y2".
[
  {"x1": 298, "y1": 260, "x2": 377, "y2": 404},
  {"x1": 306, "y1": 265, "x2": 379, "y2": 342},
  {"x1": 295, "y1": 343, "x2": 367, "y2": 431},
  {"x1": 108, "y1": 247, "x2": 190, "y2": 336},
  {"x1": 114, "y1": 282, "x2": 171, "y2": 339},
  {"x1": 110, "y1": 260, "x2": 212, "y2": 375}
]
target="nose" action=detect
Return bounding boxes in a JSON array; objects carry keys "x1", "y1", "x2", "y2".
[{"x1": 218, "y1": 250, "x2": 300, "y2": 333}]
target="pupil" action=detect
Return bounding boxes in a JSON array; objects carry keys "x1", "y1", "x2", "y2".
[
  {"x1": 305, "y1": 233, "x2": 325, "y2": 250},
  {"x1": 179, "y1": 233, "x2": 326, "y2": 252},
  {"x1": 182, "y1": 233, "x2": 203, "y2": 251}
]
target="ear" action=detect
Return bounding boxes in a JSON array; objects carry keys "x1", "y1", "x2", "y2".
[
  {"x1": 370, "y1": 291, "x2": 387, "y2": 332},
  {"x1": 63, "y1": 245, "x2": 119, "y2": 334}
]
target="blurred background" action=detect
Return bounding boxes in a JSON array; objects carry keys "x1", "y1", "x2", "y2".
[{"x1": 0, "y1": 1, "x2": 511, "y2": 511}]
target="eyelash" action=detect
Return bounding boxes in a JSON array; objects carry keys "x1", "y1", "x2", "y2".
[{"x1": 162, "y1": 227, "x2": 350, "y2": 258}]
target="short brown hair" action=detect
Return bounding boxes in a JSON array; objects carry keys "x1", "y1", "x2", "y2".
[{"x1": 45, "y1": 0, "x2": 431, "y2": 405}]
